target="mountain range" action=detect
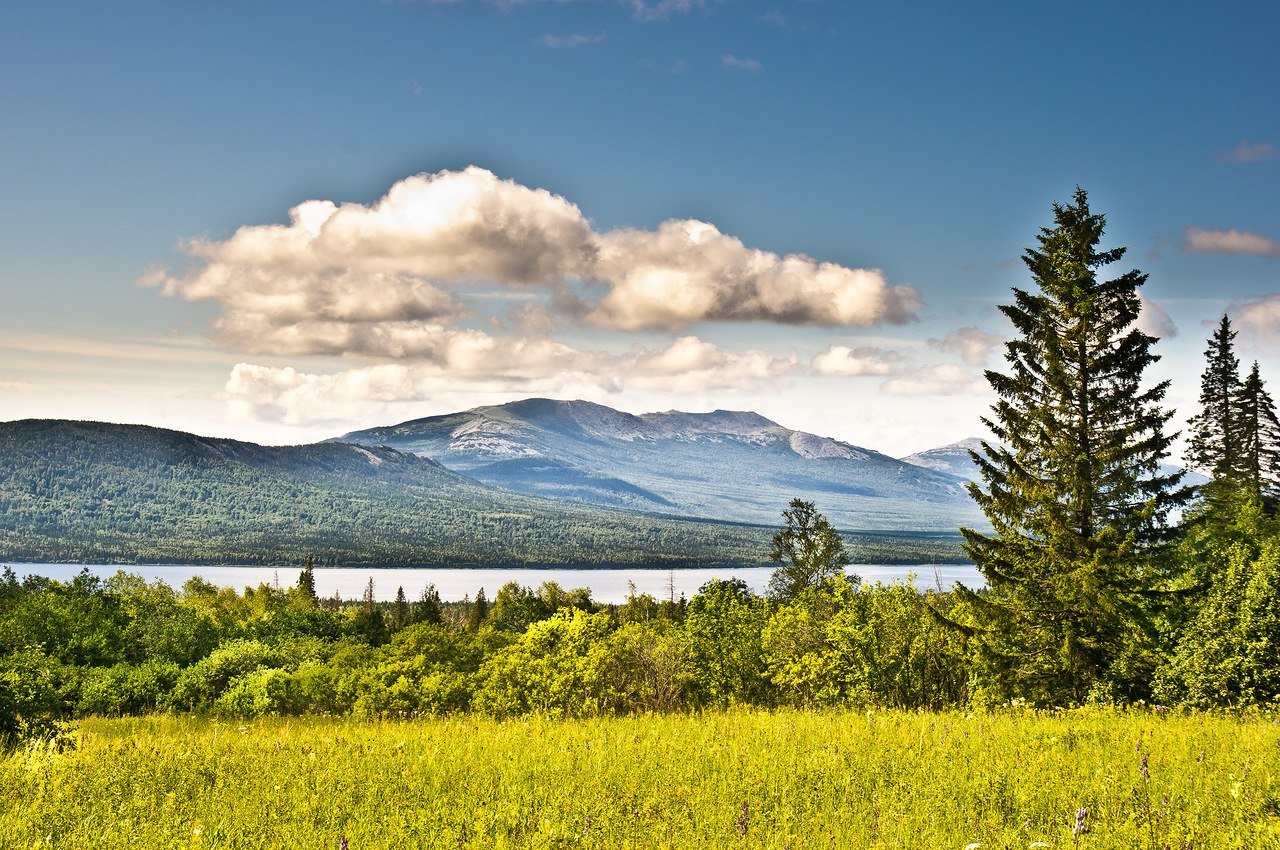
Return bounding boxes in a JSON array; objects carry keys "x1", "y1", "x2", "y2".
[
  {"x1": 0, "y1": 418, "x2": 966, "y2": 566},
  {"x1": 2, "y1": 399, "x2": 1204, "y2": 567},
  {"x1": 338, "y1": 398, "x2": 986, "y2": 532}
]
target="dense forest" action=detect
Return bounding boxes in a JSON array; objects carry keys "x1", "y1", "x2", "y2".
[
  {"x1": 0, "y1": 420, "x2": 964, "y2": 566},
  {"x1": 4, "y1": 190, "x2": 1280, "y2": 746}
]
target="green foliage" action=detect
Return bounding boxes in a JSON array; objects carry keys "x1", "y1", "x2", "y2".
[
  {"x1": 684, "y1": 579, "x2": 770, "y2": 706},
  {"x1": 962, "y1": 189, "x2": 1187, "y2": 705},
  {"x1": 764, "y1": 576, "x2": 969, "y2": 709},
  {"x1": 766, "y1": 498, "x2": 853, "y2": 601},
  {"x1": 473, "y1": 610, "x2": 617, "y2": 718},
  {"x1": 1156, "y1": 504, "x2": 1280, "y2": 708}
]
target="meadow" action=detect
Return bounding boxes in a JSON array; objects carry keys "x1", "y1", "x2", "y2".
[{"x1": 3, "y1": 709, "x2": 1279, "y2": 849}]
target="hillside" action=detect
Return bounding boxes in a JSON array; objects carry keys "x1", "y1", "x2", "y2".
[
  {"x1": 0, "y1": 420, "x2": 967, "y2": 566},
  {"x1": 0, "y1": 419, "x2": 791, "y2": 567},
  {"x1": 338, "y1": 399, "x2": 983, "y2": 531}
]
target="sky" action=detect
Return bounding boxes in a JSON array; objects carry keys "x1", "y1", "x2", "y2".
[{"x1": 1, "y1": 0, "x2": 1278, "y2": 458}]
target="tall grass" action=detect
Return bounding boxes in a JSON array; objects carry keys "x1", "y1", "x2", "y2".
[{"x1": 2, "y1": 709, "x2": 1278, "y2": 848}]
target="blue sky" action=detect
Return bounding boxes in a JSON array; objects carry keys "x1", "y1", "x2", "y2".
[{"x1": 1, "y1": 0, "x2": 1277, "y2": 456}]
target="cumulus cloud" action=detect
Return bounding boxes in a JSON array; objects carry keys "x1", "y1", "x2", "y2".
[
  {"x1": 721, "y1": 54, "x2": 762, "y2": 71},
  {"x1": 1134, "y1": 292, "x2": 1178, "y2": 338},
  {"x1": 880, "y1": 364, "x2": 988, "y2": 397},
  {"x1": 538, "y1": 32, "x2": 606, "y2": 48},
  {"x1": 1183, "y1": 226, "x2": 1280, "y2": 258},
  {"x1": 146, "y1": 166, "x2": 920, "y2": 356},
  {"x1": 1231, "y1": 294, "x2": 1280, "y2": 350},
  {"x1": 810, "y1": 345, "x2": 903, "y2": 377},
  {"x1": 225, "y1": 336, "x2": 795, "y2": 424},
  {"x1": 1218, "y1": 140, "x2": 1280, "y2": 164},
  {"x1": 929, "y1": 327, "x2": 1003, "y2": 366},
  {"x1": 590, "y1": 219, "x2": 920, "y2": 329}
]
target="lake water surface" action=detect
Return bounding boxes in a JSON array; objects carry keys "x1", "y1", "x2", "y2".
[{"x1": 8, "y1": 563, "x2": 981, "y2": 604}]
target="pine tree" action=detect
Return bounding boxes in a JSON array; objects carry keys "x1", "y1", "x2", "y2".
[
  {"x1": 766, "y1": 498, "x2": 852, "y2": 601},
  {"x1": 297, "y1": 553, "x2": 317, "y2": 601},
  {"x1": 393, "y1": 586, "x2": 409, "y2": 630},
  {"x1": 415, "y1": 584, "x2": 443, "y2": 625},
  {"x1": 1186, "y1": 315, "x2": 1246, "y2": 488},
  {"x1": 1240, "y1": 361, "x2": 1280, "y2": 502},
  {"x1": 470, "y1": 587, "x2": 489, "y2": 630},
  {"x1": 960, "y1": 188, "x2": 1187, "y2": 705}
]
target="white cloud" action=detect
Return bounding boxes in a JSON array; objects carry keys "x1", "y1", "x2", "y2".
[
  {"x1": 1183, "y1": 226, "x2": 1280, "y2": 258},
  {"x1": 0, "y1": 380, "x2": 34, "y2": 393},
  {"x1": 1232, "y1": 294, "x2": 1280, "y2": 349},
  {"x1": 590, "y1": 218, "x2": 920, "y2": 330},
  {"x1": 721, "y1": 54, "x2": 762, "y2": 71},
  {"x1": 928, "y1": 327, "x2": 1003, "y2": 366},
  {"x1": 538, "y1": 33, "x2": 606, "y2": 48},
  {"x1": 1218, "y1": 140, "x2": 1280, "y2": 164},
  {"x1": 810, "y1": 345, "x2": 903, "y2": 377},
  {"x1": 146, "y1": 166, "x2": 921, "y2": 356},
  {"x1": 880, "y1": 364, "x2": 988, "y2": 397},
  {"x1": 1134, "y1": 292, "x2": 1178, "y2": 339},
  {"x1": 224, "y1": 336, "x2": 795, "y2": 424}
]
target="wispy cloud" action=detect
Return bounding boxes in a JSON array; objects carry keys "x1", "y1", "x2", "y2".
[
  {"x1": 1217, "y1": 140, "x2": 1280, "y2": 164},
  {"x1": 538, "y1": 32, "x2": 606, "y2": 48},
  {"x1": 1183, "y1": 226, "x2": 1280, "y2": 258},
  {"x1": 928, "y1": 327, "x2": 1003, "y2": 366},
  {"x1": 225, "y1": 337, "x2": 796, "y2": 424},
  {"x1": 721, "y1": 53, "x2": 762, "y2": 71},
  {"x1": 629, "y1": 0, "x2": 706, "y2": 22},
  {"x1": 880, "y1": 364, "x2": 988, "y2": 397},
  {"x1": 811, "y1": 345, "x2": 903, "y2": 377}
]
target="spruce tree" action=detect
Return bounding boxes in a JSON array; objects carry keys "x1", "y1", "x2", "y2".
[
  {"x1": 393, "y1": 586, "x2": 409, "y2": 630},
  {"x1": 470, "y1": 587, "x2": 489, "y2": 630},
  {"x1": 1186, "y1": 315, "x2": 1245, "y2": 488},
  {"x1": 297, "y1": 553, "x2": 317, "y2": 601},
  {"x1": 1239, "y1": 361, "x2": 1280, "y2": 502},
  {"x1": 415, "y1": 584, "x2": 443, "y2": 625},
  {"x1": 960, "y1": 188, "x2": 1187, "y2": 705}
]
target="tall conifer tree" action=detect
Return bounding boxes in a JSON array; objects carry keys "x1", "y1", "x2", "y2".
[
  {"x1": 1239, "y1": 361, "x2": 1280, "y2": 502},
  {"x1": 961, "y1": 188, "x2": 1187, "y2": 705},
  {"x1": 1186, "y1": 315, "x2": 1245, "y2": 488}
]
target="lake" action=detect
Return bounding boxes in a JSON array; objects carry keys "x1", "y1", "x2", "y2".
[{"x1": 6, "y1": 562, "x2": 981, "y2": 604}]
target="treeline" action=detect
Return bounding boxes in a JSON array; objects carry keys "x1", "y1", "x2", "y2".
[
  {"x1": 2, "y1": 493, "x2": 1277, "y2": 747},
  {"x1": 0, "y1": 564, "x2": 970, "y2": 743}
]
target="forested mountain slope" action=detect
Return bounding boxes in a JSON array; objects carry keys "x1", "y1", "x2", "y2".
[{"x1": 0, "y1": 420, "x2": 790, "y2": 566}]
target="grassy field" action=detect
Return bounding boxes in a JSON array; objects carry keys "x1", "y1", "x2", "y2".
[{"x1": 3, "y1": 709, "x2": 1279, "y2": 849}]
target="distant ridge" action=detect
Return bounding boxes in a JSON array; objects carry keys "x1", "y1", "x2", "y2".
[
  {"x1": 900, "y1": 438, "x2": 986, "y2": 481},
  {"x1": 338, "y1": 398, "x2": 984, "y2": 531},
  {"x1": 900, "y1": 436, "x2": 1212, "y2": 489}
]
